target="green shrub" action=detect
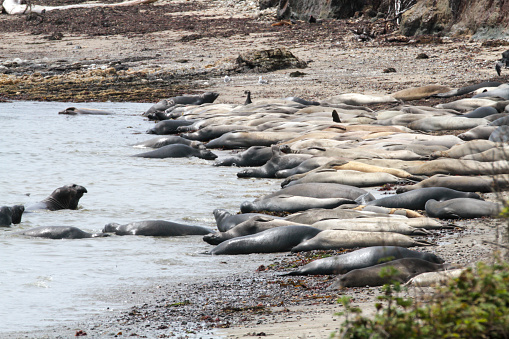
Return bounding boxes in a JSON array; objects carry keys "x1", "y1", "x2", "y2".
[{"x1": 334, "y1": 261, "x2": 509, "y2": 338}]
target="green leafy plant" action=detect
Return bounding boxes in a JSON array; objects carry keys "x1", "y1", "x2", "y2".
[{"x1": 334, "y1": 261, "x2": 509, "y2": 338}]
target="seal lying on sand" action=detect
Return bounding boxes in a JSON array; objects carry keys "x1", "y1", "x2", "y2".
[
  {"x1": 16, "y1": 226, "x2": 107, "y2": 239},
  {"x1": 143, "y1": 92, "x2": 219, "y2": 116},
  {"x1": 209, "y1": 225, "x2": 322, "y2": 255},
  {"x1": 290, "y1": 230, "x2": 433, "y2": 252},
  {"x1": 25, "y1": 184, "x2": 87, "y2": 211},
  {"x1": 103, "y1": 220, "x2": 212, "y2": 236},
  {"x1": 328, "y1": 258, "x2": 448, "y2": 288},
  {"x1": 425, "y1": 198, "x2": 503, "y2": 219},
  {"x1": 367, "y1": 187, "x2": 481, "y2": 210},
  {"x1": 0, "y1": 205, "x2": 24, "y2": 226},
  {"x1": 283, "y1": 246, "x2": 444, "y2": 276}
]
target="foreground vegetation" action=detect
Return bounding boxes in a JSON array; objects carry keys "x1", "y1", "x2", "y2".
[{"x1": 336, "y1": 260, "x2": 509, "y2": 338}]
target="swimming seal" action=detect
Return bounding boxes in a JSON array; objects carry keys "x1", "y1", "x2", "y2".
[
  {"x1": 17, "y1": 226, "x2": 107, "y2": 239},
  {"x1": 103, "y1": 220, "x2": 212, "y2": 236},
  {"x1": 25, "y1": 184, "x2": 87, "y2": 211},
  {"x1": 425, "y1": 198, "x2": 503, "y2": 219},
  {"x1": 58, "y1": 107, "x2": 114, "y2": 115},
  {"x1": 132, "y1": 144, "x2": 217, "y2": 160},
  {"x1": 367, "y1": 187, "x2": 481, "y2": 210},
  {"x1": 0, "y1": 205, "x2": 24, "y2": 226},
  {"x1": 283, "y1": 246, "x2": 444, "y2": 276},
  {"x1": 209, "y1": 225, "x2": 322, "y2": 255},
  {"x1": 133, "y1": 136, "x2": 202, "y2": 149},
  {"x1": 329, "y1": 258, "x2": 448, "y2": 288}
]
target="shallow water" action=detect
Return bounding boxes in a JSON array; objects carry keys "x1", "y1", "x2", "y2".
[{"x1": 0, "y1": 101, "x2": 281, "y2": 334}]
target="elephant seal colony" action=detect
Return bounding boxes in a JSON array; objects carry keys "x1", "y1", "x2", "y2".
[{"x1": 4, "y1": 79, "x2": 509, "y2": 336}]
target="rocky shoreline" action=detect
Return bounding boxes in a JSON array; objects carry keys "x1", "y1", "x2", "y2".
[{"x1": 2, "y1": 0, "x2": 509, "y2": 338}]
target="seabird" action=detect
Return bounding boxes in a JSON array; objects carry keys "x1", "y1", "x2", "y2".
[
  {"x1": 244, "y1": 90, "x2": 252, "y2": 105},
  {"x1": 224, "y1": 75, "x2": 232, "y2": 83},
  {"x1": 495, "y1": 50, "x2": 509, "y2": 76},
  {"x1": 258, "y1": 76, "x2": 268, "y2": 84}
]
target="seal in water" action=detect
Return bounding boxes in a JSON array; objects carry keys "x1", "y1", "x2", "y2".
[
  {"x1": 25, "y1": 184, "x2": 87, "y2": 211},
  {"x1": 58, "y1": 107, "x2": 114, "y2": 115},
  {"x1": 16, "y1": 226, "x2": 107, "y2": 239},
  {"x1": 132, "y1": 144, "x2": 217, "y2": 160},
  {"x1": 329, "y1": 258, "x2": 448, "y2": 288},
  {"x1": 103, "y1": 220, "x2": 212, "y2": 236},
  {"x1": 0, "y1": 205, "x2": 25, "y2": 226},
  {"x1": 283, "y1": 246, "x2": 444, "y2": 276}
]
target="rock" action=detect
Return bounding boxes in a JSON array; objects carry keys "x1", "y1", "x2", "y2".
[
  {"x1": 217, "y1": 48, "x2": 307, "y2": 73},
  {"x1": 259, "y1": 0, "x2": 278, "y2": 10},
  {"x1": 277, "y1": 0, "x2": 390, "y2": 20}
]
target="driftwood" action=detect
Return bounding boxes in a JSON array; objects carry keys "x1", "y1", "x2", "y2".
[{"x1": 2, "y1": 0, "x2": 157, "y2": 15}]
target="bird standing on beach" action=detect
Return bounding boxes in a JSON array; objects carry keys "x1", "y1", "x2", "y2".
[
  {"x1": 258, "y1": 76, "x2": 268, "y2": 84},
  {"x1": 495, "y1": 50, "x2": 509, "y2": 76},
  {"x1": 244, "y1": 90, "x2": 252, "y2": 105},
  {"x1": 224, "y1": 75, "x2": 232, "y2": 84}
]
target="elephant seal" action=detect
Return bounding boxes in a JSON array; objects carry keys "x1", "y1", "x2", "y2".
[
  {"x1": 214, "y1": 146, "x2": 273, "y2": 167},
  {"x1": 291, "y1": 230, "x2": 433, "y2": 252},
  {"x1": 461, "y1": 146, "x2": 509, "y2": 162},
  {"x1": 205, "y1": 131, "x2": 295, "y2": 149},
  {"x1": 463, "y1": 106, "x2": 499, "y2": 119},
  {"x1": 489, "y1": 125, "x2": 509, "y2": 142},
  {"x1": 204, "y1": 216, "x2": 299, "y2": 245},
  {"x1": 103, "y1": 220, "x2": 212, "y2": 236},
  {"x1": 212, "y1": 209, "x2": 278, "y2": 232},
  {"x1": 404, "y1": 269, "x2": 465, "y2": 287},
  {"x1": 435, "y1": 98, "x2": 498, "y2": 112},
  {"x1": 284, "y1": 246, "x2": 444, "y2": 276},
  {"x1": 25, "y1": 184, "x2": 87, "y2": 211},
  {"x1": 458, "y1": 125, "x2": 498, "y2": 140},
  {"x1": 237, "y1": 146, "x2": 312, "y2": 178},
  {"x1": 240, "y1": 196, "x2": 357, "y2": 214},
  {"x1": 17, "y1": 226, "x2": 107, "y2": 239},
  {"x1": 329, "y1": 258, "x2": 448, "y2": 288},
  {"x1": 274, "y1": 157, "x2": 335, "y2": 178},
  {"x1": 407, "y1": 117, "x2": 489, "y2": 132},
  {"x1": 209, "y1": 225, "x2": 322, "y2": 255},
  {"x1": 132, "y1": 144, "x2": 217, "y2": 160},
  {"x1": 133, "y1": 136, "x2": 202, "y2": 149},
  {"x1": 310, "y1": 219, "x2": 430, "y2": 235},
  {"x1": 143, "y1": 92, "x2": 219, "y2": 116},
  {"x1": 281, "y1": 169, "x2": 401, "y2": 188},
  {"x1": 58, "y1": 107, "x2": 114, "y2": 115},
  {"x1": 321, "y1": 93, "x2": 397, "y2": 106},
  {"x1": 473, "y1": 85, "x2": 509, "y2": 100},
  {"x1": 396, "y1": 174, "x2": 509, "y2": 193},
  {"x1": 390, "y1": 85, "x2": 451, "y2": 101},
  {"x1": 147, "y1": 119, "x2": 197, "y2": 135},
  {"x1": 407, "y1": 158, "x2": 509, "y2": 176},
  {"x1": 181, "y1": 125, "x2": 254, "y2": 142},
  {"x1": 425, "y1": 198, "x2": 503, "y2": 219},
  {"x1": 367, "y1": 187, "x2": 481, "y2": 210},
  {"x1": 284, "y1": 96, "x2": 320, "y2": 106},
  {"x1": 433, "y1": 81, "x2": 502, "y2": 98},
  {"x1": 253, "y1": 183, "x2": 373, "y2": 202},
  {"x1": 0, "y1": 205, "x2": 24, "y2": 226}
]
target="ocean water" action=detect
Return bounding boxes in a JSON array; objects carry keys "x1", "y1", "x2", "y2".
[{"x1": 0, "y1": 101, "x2": 281, "y2": 334}]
